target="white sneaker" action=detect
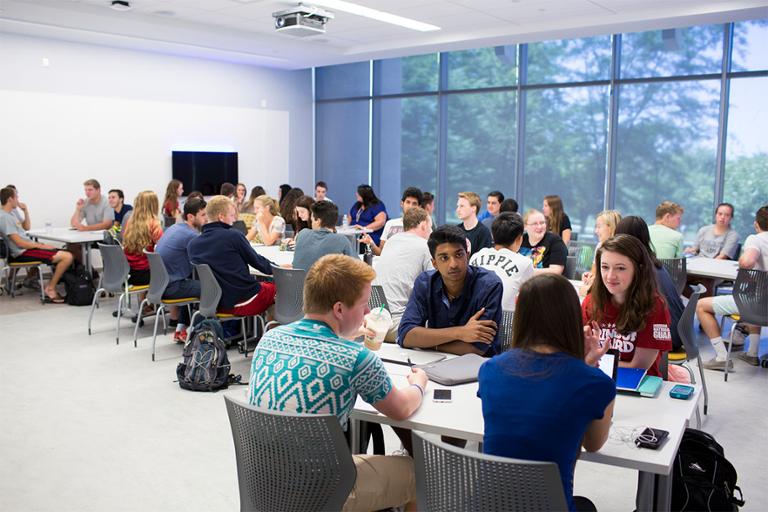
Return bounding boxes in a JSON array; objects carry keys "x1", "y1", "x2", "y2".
[
  {"x1": 729, "y1": 323, "x2": 748, "y2": 348},
  {"x1": 703, "y1": 358, "x2": 734, "y2": 371}
]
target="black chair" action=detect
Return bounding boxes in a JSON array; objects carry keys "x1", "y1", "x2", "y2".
[
  {"x1": 723, "y1": 269, "x2": 768, "y2": 382},
  {"x1": 498, "y1": 310, "x2": 514, "y2": 353},
  {"x1": 660, "y1": 258, "x2": 687, "y2": 296},
  {"x1": 368, "y1": 284, "x2": 389, "y2": 311}
]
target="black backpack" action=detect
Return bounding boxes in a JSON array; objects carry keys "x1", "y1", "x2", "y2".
[
  {"x1": 672, "y1": 428, "x2": 745, "y2": 511},
  {"x1": 62, "y1": 264, "x2": 95, "y2": 306},
  {"x1": 176, "y1": 319, "x2": 243, "y2": 392}
]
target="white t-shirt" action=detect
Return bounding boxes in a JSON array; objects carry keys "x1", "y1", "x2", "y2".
[
  {"x1": 470, "y1": 247, "x2": 534, "y2": 312},
  {"x1": 380, "y1": 217, "x2": 404, "y2": 242},
  {"x1": 374, "y1": 232, "x2": 433, "y2": 321},
  {"x1": 743, "y1": 232, "x2": 768, "y2": 271}
]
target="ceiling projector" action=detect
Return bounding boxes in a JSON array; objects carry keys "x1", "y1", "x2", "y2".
[{"x1": 273, "y1": 3, "x2": 334, "y2": 37}]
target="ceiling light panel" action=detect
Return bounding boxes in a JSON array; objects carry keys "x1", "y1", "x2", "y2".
[{"x1": 309, "y1": 0, "x2": 441, "y2": 31}]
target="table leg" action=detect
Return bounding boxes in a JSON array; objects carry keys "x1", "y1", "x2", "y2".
[
  {"x1": 636, "y1": 469, "x2": 672, "y2": 512},
  {"x1": 82, "y1": 242, "x2": 92, "y2": 276}
]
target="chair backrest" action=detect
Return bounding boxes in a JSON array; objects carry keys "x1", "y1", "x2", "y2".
[
  {"x1": 659, "y1": 258, "x2": 687, "y2": 296},
  {"x1": 97, "y1": 243, "x2": 131, "y2": 293},
  {"x1": 677, "y1": 283, "x2": 706, "y2": 361},
  {"x1": 498, "y1": 309, "x2": 514, "y2": 353},
  {"x1": 224, "y1": 396, "x2": 356, "y2": 512},
  {"x1": 564, "y1": 256, "x2": 577, "y2": 279},
  {"x1": 194, "y1": 263, "x2": 222, "y2": 318},
  {"x1": 733, "y1": 268, "x2": 768, "y2": 326},
  {"x1": 271, "y1": 264, "x2": 306, "y2": 325},
  {"x1": 368, "y1": 284, "x2": 389, "y2": 311},
  {"x1": 412, "y1": 431, "x2": 568, "y2": 511},
  {"x1": 144, "y1": 251, "x2": 170, "y2": 305},
  {"x1": 231, "y1": 220, "x2": 248, "y2": 236}
]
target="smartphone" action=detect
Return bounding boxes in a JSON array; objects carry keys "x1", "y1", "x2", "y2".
[
  {"x1": 635, "y1": 427, "x2": 669, "y2": 449},
  {"x1": 669, "y1": 384, "x2": 694, "y2": 400},
  {"x1": 433, "y1": 389, "x2": 452, "y2": 403}
]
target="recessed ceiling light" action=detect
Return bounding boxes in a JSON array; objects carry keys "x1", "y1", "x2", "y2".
[
  {"x1": 109, "y1": 0, "x2": 132, "y2": 12},
  {"x1": 309, "y1": 0, "x2": 440, "y2": 32}
]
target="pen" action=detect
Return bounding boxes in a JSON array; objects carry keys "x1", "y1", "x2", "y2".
[{"x1": 407, "y1": 357, "x2": 415, "y2": 372}]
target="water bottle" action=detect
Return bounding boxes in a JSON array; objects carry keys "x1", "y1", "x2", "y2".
[
  {"x1": 342, "y1": 214, "x2": 349, "y2": 228},
  {"x1": 363, "y1": 243, "x2": 373, "y2": 266}
]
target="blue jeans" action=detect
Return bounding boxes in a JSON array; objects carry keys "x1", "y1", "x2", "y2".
[{"x1": 163, "y1": 279, "x2": 201, "y2": 326}]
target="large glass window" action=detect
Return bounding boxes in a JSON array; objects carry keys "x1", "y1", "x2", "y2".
[
  {"x1": 523, "y1": 86, "x2": 609, "y2": 240},
  {"x1": 373, "y1": 97, "x2": 438, "y2": 214},
  {"x1": 373, "y1": 54, "x2": 438, "y2": 95},
  {"x1": 445, "y1": 91, "x2": 516, "y2": 223},
  {"x1": 445, "y1": 46, "x2": 517, "y2": 90},
  {"x1": 620, "y1": 25, "x2": 724, "y2": 78},
  {"x1": 732, "y1": 19, "x2": 768, "y2": 71},
  {"x1": 527, "y1": 36, "x2": 612, "y2": 84},
  {"x1": 315, "y1": 101, "x2": 370, "y2": 213},
  {"x1": 614, "y1": 81, "x2": 721, "y2": 241},
  {"x1": 723, "y1": 77, "x2": 768, "y2": 238},
  {"x1": 315, "y1": 62, "x2": 370, "y2": 100}
]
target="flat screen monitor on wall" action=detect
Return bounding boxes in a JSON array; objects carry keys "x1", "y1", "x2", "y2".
[{"x1": 172, "y1": 151, "x2": 238, "y2": 196}]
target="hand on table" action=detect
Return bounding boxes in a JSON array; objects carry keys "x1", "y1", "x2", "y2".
[
  {"x1": 459, "y1": 308, "x2": 496, "y2": 344},
  {"x1": 406, "y1": 367, "x2": 428, "y2": 391}
]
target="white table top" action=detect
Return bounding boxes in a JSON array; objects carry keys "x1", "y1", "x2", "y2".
[
  {"x1": 251, "y1": 243, "x2": 294, "y2": 268},
  {"x1": 686, "y1": 257, "x2": 739, "y2": 280},
  {"x1": 27, "y1": 227, "x2": 105, "y2": 244}
]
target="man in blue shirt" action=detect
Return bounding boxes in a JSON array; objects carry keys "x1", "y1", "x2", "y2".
[
  {"x1": 398, "y1": 225, "x2": 503, "y2": 355},
  {"x1": 155, "y1": 197, "x2": 206, "y2": 342}
]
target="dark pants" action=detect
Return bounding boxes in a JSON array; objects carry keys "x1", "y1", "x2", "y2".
[{"x1": 163, "y1": 279, "x2": 201, "y2": 326}]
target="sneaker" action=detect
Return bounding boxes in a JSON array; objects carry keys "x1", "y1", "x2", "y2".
[
  {"x1": 729, "y1": 323, "x2": 748, "y2": 348},
  {"x1": 23, "y1": 277, "x2": 40, "y2": 290},
  {"x1": 173, "y1": 329, "x2": 187, "y2": 344},
  {"x1": 736, "y1": 353, "x2": 759, "y2": 366},
  {"x1": 703, "y1": 358, "x2": 734, "y2": 371}
]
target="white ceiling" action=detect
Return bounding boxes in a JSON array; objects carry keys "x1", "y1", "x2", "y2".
[{"x1": 1, "y1": 0, "x2": 767, "y2": 69}]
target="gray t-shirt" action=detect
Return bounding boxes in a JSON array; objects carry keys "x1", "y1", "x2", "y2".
[
  {"x1": 292, "y1": 228, "x2": 354, "y2": 271},
  {"x1": 79, "y1": 196, "x2": 113, "y2": 226},
  {"x1": 0, "y1": 209, "x2": 30, "y2": 257},
  {"x1": 374, "y1": 232, "x2": 433, "y2": 319},
  {"x1": 694, "y1": 225, "x2": 739, "y2": 259}
]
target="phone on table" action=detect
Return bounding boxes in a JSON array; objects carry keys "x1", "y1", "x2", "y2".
[
  {"x1": 634, "y1": 427, "x2": 669, "y2": 449},
  {"x1": 669, "y1": 384, "x2": 694, "y2": 400},
  {"x1": 433, "y1": 389, "x2": 452, "y2": 403}
]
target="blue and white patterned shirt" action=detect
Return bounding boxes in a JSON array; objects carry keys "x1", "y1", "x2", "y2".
[{"x1": 248, "y1": 318, "x2": 393, "y2": 430}]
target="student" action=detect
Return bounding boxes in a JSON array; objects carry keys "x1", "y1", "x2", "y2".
[
  {"x1": 421, "y1": 191, "x2": 436, "y2": 227},
  {"x1": 4, "y1": 185, "x2": 30, "y2": 231},
  {"x1": 499, "y1": 198, "x2": 518, "y2": 214},
  {"x1": 648, "y1": 201, "x2": 684, "y2": 259},
  {"x1": 478, "y1": 274, "x2": 615, "y2": 512},
  {"x1": 614, "y1": 216, "x2": 685, "y2": 352},
  {"x1": 314, "y1": 181, "x2": 332, "y2": 203},
  {"x1": 107, "y1": 189, "x2": 133, "y2": 230},
  {"x1": 241, "y1": 185, "x2": 266, "y2": 214},
  {"x1": 155, "y1": 197, "x2": 207, "y2": 342},
  {"x1": 582, "y1": 234, "x2": 673, "y2": 378},
  {"x1": 292, "y1": 200, "x2": 354, "y2": 271},
  {"x1": 398, "y1": 225, "x2": 503, "y2": 356},
  {"x1": 479, "y1": 190, "x2": 504, "y2": 231},
  {"x1": 470, "y1": 212, "x2": 534, "y2": 313},
  {"x1": 0, "y1": 187, "x2": 73, "y2": 303},
  {"x1": 246, "y1": 195, "x2": 285, "y2": 246},
  {"x1": 374, "y1": 207, "x2": 433, "y2": 341},
  {"x1": 349, "y1": 184, "x2": 388, "y2": 246},
  {"x1": 279, "y1": 188, "x2": 304, "y2": 236},
  {"x1": 277, "y1": 184, "x2": 292, "y2": 206},
  {"x1": 697, "y1": 205, "x2": 768, "y2": 368},
  {"x1": 519, "y1": 209, "x2": 568, "y2": 275},
  {"x1": 122, "y1": 191, "x2": 163, "y2": 289},
  {"x1": 360, "y1": 187, "x2": 422, "y2": 256},
  {"x1": 220, "y1": 182, "x2": 236, "y2": 199},
  {"x1": 581, "y1": 210, "x2": 622, "y2": 293},
  {"x1": 291, "y1": 195, "x2": 315, "y2": 236},
  {"x1": 70, "y1": 178, "x2": 114, "y2": 231},
  {"x1": 249, "y1": 254, "x2": 426, "y2": 512},
  {"x1": 235, "y1": 183, "x2": 247, "y2": 211},
  {"x1": 162, "y1": 179, "x2": 184, "y2": 219},
  {"x1": 188, "y1": 196, "x2": 275, "y2": 317},
  {"x1": 543, "y1": 194, "x2": 573, "y2": 245},
  {"x1": 456, "y1": 191, "x2": 492, "y2": 257},
  {"x1": 685, "y1": 203, "x2": 739, "y2": 260}
]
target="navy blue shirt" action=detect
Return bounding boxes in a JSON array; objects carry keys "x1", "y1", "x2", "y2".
[
  {"x1": 478, "y1": 350, "x2": 615, "y2": 512},
  {"x1": 397, "y1": 266, "x2": 503, "y2": 355},
  {"x1": 656, "y1": 265, "x2": 684, "y2": 351},
  {"x1": 187, "y1": 222, "x2": 273, "y2": 309},
  {"x1": 156, "y1": 222, "x2": 199, "y2": 283},
  {"x1": 114, "y1": 204, "x2": 133, "y2": 226}
]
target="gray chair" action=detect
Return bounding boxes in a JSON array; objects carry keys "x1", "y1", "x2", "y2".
[
  {"x1": 498, "y1": 309, "x2": 514, "y2": 353},
  {"x1": 223, "y1": 396, "x2": 356, "y2": 512},
  {"x1": 660, "y1": 258, "x2": 687, "y2": 296},
  {"x1": 412, "y1": 430, "x2": 568, "y2": 511},
  {"x1": 88, "y1": 243, "x2": 149, "y2": 344},
  {"x1": 133, "y1": 251, "x2": 199, "y2": 361},
  {"x1": 264, "y1": 264, "x2": 306, "y2": 333},
  {"x1": 724, "y1": 269, "x2": 768, "y2": 382},
  {"x1": 368, "y1": 284, "x2": 389, "y2": 311},
  {"x1": 0, "y1": 236, "x2": 46, "y2": 302}
]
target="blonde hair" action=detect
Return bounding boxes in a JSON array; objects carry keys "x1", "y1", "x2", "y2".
[
  {"x1": 523, "y1": 208, "x2": 544, "y2": 224},
  {"x1": 206, "y1": 195, "x2": 235, "y2": 221},
  {"x1": 255, "y1": 195, "x2": 281, "y2": 217},
  {"x1": 655, "y1": 201, "x2": 684, "y2": 219},
  {"x1": 596, "y1": 210, "x2": 622, "y2": 238},
  {"x1": 304, "y1": 254, "x2": 375, "y2": 314},
  {"x1": 123, "y1": 191, "x2": 160, "y2": 254},
  {"x1": 83, "y1": 178, "x2": 101, "y2": 189},
  {"x1": 458, "y1": 192, "x2": 481, "y2": 215}
]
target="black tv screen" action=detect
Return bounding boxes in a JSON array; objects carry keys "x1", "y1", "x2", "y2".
[{"x1": 172, "y1": 151, "x2": 238, "y2": 196}]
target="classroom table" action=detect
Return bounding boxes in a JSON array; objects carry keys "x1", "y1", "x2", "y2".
[
  {"x1": 350, "y1": 344, "x2": 701, "y2": 512},
  {"x1": 27, "y1": 227, "x2": 105, "y2": 275},
  {"x1": 248, "y1": 242, "x2": 378, "y2": 274},
  {"x1": 685, "y1": 256, "x2": 738, "y2": 280}
]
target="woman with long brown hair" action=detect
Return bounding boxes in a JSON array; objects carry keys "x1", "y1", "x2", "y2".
[
  {"x1": 478, "y1": 274, "x2": 615, "y2": 512},
  {"x1": 162, "y1": 179, "x2": 183, "y2": 219},
  {"x1": 582, "y1": 234, "x2": 672, "y2": 377},
  {"x1": 123, "y1": 191, "x2": 163, "y2": 288},
  {"x1": 292, "y1": 195, "x2": 315, "y2": 235},
  {"x1": 543, "y1": 194, "x2": 572, "y2": 245}
]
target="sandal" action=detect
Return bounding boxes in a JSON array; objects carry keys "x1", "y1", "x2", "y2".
[{"x1": 44, "y1": 295, "x2": 66, "y2": 304}]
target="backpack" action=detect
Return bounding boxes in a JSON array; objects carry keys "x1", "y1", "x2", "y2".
[
  {"x1": 672, "y1": 428, "x2": 745, "y2": 511},
  {"x1": 62, "y1": 264, "x2": 95, "y2": 306},
  {"x1": 176, "y1": 319, "x2": 243, "y2": 392}
]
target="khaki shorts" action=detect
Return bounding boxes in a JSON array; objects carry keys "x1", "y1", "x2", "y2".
[{"x1": 342, "y1": 454, "x2": 416, "y2": 512}]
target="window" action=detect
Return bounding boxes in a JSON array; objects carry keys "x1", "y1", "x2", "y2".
[
  {"x1": 445, "y1": 46, "x2": 517, "y2": 90},
  {"x1": 732, "y1": 19, "x2": 768, "y2": 71},
  {"x1": 373, "y1": 54, "x2": 438, "y2": 95},
  {"x1": 527, "y1": 36, "x2": 612, "y2": 84},
  {"x1": 315, "y1": 62, "x2": 370, "y2": 100}
]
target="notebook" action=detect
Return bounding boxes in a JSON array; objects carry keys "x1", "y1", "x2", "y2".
[
  {"x1": 377, "y1": 345, "x2": 447, "y2": 366},
  {"x1": 616, "y1": 367, "x2": 648, "y2": 393}
]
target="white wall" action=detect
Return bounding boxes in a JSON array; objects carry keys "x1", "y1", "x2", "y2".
[{"x1": 0, "y1": 33, "x2": 313, "y2": 226}]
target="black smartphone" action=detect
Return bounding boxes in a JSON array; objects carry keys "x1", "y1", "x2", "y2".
[
  {"x1": 635, "y1": 427, "x2": 669, "y2": 449},
  {"x1": 433, "y1": 389, "x2": 452, "y2": 402}
]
